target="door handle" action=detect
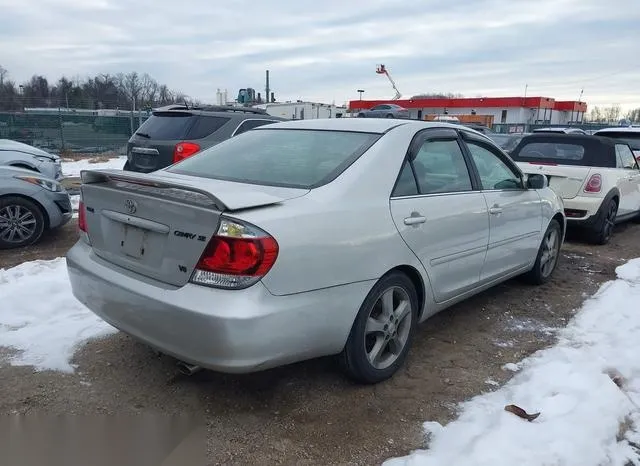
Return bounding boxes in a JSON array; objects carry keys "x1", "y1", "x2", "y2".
[
  {"x1": 489, "y1": 206, "x2": 503, "y2": 215},
  {"x1": 404, "y1": 212, "x2": 427, "y2": 225}
]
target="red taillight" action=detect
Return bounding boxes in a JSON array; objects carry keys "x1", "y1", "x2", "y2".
[
  {"x1": 78, "y1": 200, "x2": 87, "y2": 232},
  {"x1": 173, "y1": 142, "x2": 201, "y2": 163},
  {"x1": 191, "y1": 218, "x2": 278, "y2": 289},
  {"x1": 584, "y1": 174, "x2": 602, "y2": 193}
]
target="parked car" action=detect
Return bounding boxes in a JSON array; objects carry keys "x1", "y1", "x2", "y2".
[
  {"x1": 0, "y1": 166, "x2": 72, "y2": 249},
  {"x1": 510, "y1": 133, "x2": 640, "y2": 244},
  {"x1": 461, "y1": 123, "x2": 494, "y2": 134},
  {"x1": 532, "y1": 127, "x2": 587, "y2": 135},
  {"x1": 594, "y1": 127, "x2": 640, "y2": 161},
  {"x1": 357, "y1": 104, "x2": 410, "y2": 119},
  {"x1": 0, "y1": 139, "x2": 63, "y2": 180},
  {"x1": 487, "y1": 133, "x2": 531, "y2": 153},
  {"x1": 123, "y1": 105, "x2": 286, "y2": 173},
  {"x1": 67, "y1": 119, "x2": 565, "y2": 384}
]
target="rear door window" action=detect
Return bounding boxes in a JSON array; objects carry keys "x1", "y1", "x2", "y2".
[
  {"x1": 185, "y1": 116, "x2": 230, "y2": 139},
  {"x1": 413, "y1": 140, "x2": 473, "y2": 194}
]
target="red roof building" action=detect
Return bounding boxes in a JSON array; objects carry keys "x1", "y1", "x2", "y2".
[{"x1": 348, "y1": 96, "x2": 587, "y2": 126}]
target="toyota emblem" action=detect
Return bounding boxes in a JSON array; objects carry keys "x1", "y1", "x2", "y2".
[{"x1": 124, "y1": 199, "x2": 137, "y2": 214}]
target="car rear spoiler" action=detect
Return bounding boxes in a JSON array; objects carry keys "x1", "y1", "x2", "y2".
[{"x1": 80, "y1": 169, "x2": 226, "y2": 211}]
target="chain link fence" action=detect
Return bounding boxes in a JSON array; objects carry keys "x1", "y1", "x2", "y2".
[
  {"x1": 492, "y1": 123, "x2": 617, "y2": 134},
  {"x1": 0, "y1": 110, "x2": 150, "y2": 156}
]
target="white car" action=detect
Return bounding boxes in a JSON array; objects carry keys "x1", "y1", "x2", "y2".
[
  {"x1": 594, "y1": 127, "x2": 640, "y2": 161},
  {"x1": 510, "y1": 133, "x2": 640, "y2": 244}
]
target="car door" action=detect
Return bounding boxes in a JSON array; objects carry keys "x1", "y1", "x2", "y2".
[
  {"x1": 371, "y1": 105, "x2": 388, "y2": 117},
  {"x1": 389, "y1": 128, "x2": 490, "y2": 303},
  {"x1": 460, "y1": 131, "x2": 543, "y2": 280},
  {"x1": 614, "y1": 143, "x2": 640, "y2": 215}
]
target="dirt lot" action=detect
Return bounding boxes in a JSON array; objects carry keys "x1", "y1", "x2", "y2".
[{"x1": 1, "y1": 221, "x2": 639, "y2": 465}]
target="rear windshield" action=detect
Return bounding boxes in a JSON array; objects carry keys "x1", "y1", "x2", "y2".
[
  {"x1": 595, "y1": 132, "x2": 640, "y2": 151},
  {"x1": 167, "y1": 129, "x2": 381, "y2": 189},
  {"x1": 511, "y1": 140, "x2": 615, "y2": 167},
  {"x1": 135, "y1": 113, "x2": 230, "y2": 140}
]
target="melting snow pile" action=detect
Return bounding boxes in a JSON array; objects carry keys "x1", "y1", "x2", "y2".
[
  {"x1": 62, "y1": 156, "x2": 126, "y2": 177},
  {"x1": 0, "y1": 258, "x2": 116, "y2": 372},
  {"x1": 385, "y1": 258, "x2": 640, "y2": 466}
]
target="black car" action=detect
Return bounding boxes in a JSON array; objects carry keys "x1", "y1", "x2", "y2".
[{"x1": 124, "y1": 105, "x2": 286, "y2": 173}]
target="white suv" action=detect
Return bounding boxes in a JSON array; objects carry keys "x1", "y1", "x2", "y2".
[
  {"x1": 594, "y1": 127, "x2": 640, "y2": 161},
  {"x1": 510, "y1": 133, "x2": 640, "y2": 244}
]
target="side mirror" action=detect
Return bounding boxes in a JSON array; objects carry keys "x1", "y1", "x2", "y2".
[{"x1": 527, "y1": 173, "x2": 548, "y2": 189}]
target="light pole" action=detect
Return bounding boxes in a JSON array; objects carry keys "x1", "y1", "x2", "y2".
[{"x1": 357, "y1": 89, "x2": 364, "y2": 100}]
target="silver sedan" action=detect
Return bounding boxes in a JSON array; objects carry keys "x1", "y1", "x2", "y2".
[
  {"x1": 0, "y1": 139, "x2": 63, "y2": 181},
  {"x1": 66, "y1": 119, "x2": 565, "y2": 383},
  {"x1": 0, "y1": 166, "x2": 72, "y2": 249}
]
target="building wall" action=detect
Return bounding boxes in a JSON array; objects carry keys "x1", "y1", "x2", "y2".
[
  {"x1": 406, "y1": 107, "x2": 534, "y2": 124},
  {"x1": 262, "y1": 102, "x2": 347, "y2": 119}
]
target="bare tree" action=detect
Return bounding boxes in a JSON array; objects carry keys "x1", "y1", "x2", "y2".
[
  {"x1": 0, "y1": 65, "x2": 7, "y2": 86},
  {"x1": 602, "y1": 104, "x2": 621, "y2": 122},
  {"x1": 139, "y1": 73, "x2": 159, "y2": 109},
  {"x1": 625, "y1": 108, "x2": 640, "y2": 123}
]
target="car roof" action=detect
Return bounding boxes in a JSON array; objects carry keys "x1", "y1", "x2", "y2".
[
  {"x1": 0, "y1": 139, "x2": 55, "y2": 158},
  {"x1": 151, "y1": 105, "x2": 286, "y2": 120},
  {"x1": 519, "y1": 133, "x2": 618, "y2": 145},
  {"x1": 257, "y1": 118, "x2": 411, "y2": 133},
  {"x1": 594, "y1": 127, "x2": 640, "y2": 134}
]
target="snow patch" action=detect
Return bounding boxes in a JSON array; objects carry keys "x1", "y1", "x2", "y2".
[
  {"x1": 385, "y1": 258, "x2": 640, "y2": 466},
  {"x1": 0, "y1": 259, "x2": 116, "y2": 372},
  {"x1": 62, "y1": 156, "x2": 126, "y2": 177}
]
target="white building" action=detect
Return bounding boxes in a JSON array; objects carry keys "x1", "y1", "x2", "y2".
[{"x1": 257, "y1": 101, "x2": 348, "y2": 120}]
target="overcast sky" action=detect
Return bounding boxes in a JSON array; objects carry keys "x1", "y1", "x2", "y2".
[{"x1": 1, "y1": 0, "x2": 639, "y2": 110}]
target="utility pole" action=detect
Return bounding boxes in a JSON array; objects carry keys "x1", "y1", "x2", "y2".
[{"x1": 265, "y1": 70, "x2": 270, "y2": 103}]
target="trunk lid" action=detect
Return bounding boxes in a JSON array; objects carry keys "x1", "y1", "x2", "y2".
[
  {"x1": 79, "y1": 169, "x2": 308, "y2": 286},
  {"x1": 516, "y1": 162, "x2": 591, "y2": 199}
]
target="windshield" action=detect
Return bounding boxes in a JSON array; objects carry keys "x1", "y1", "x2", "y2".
[{"x1": 167, "y1": 129, "x2": 381, "y2": 189}]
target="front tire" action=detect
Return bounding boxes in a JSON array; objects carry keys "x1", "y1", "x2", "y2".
[
  {"x1": 0, "y1": 196, "x2": 46, "y2": 249},
  {"x1": 590, "y1": 199, "x2": 617, "y2": 245},
  {"x1": 386, "y1": 114, "x2": 394, "y2": 118},
  {"x1": 340, "y1": 272, "x2": 418, "y2": 384},
  {"x1": 523, "y1": 219, "x2": 561, "y2": 285}
]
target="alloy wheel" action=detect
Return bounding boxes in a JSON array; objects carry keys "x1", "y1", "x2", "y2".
[
  {"x1": 0, "y1": 205, "x2": 37, "y2": 244},
  {"x1": 364, "y1": 286, "x2": 413, "y2": 370},
  {"x1": 602, "y1": 202, "x2": 617, "y2": 242},
  {"x1": 540, "y1": 228, "x2": 560, "y2": 278}
]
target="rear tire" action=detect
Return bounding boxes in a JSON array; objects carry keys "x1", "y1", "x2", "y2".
[
  {"x1": 523, "y1": 219, "x2": 561, "y2": 285},
  {"x1": 340, "y1": 272, "x2": 418, "y2": 384},
  {"x1": 386, "y1": 114, "x2": 394, "y2": 118},
  {"x1": 357, "y1": 113, "x2": 366, "y2": 118},
  {"x1": 590, "y1": 199, "x2": 617, "y2": 245},
  {"x1": 0, "y1": 196, "x2": 46, "y2": 249}
]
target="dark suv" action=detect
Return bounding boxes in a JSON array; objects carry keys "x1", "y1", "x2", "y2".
[{"x1": 123, "y1": 105, "x2": 285, "y2": 173}]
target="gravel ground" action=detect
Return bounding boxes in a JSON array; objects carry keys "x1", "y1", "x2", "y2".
[{"x1": 1, "y1": 220, "x2": 639, "y2": 465}]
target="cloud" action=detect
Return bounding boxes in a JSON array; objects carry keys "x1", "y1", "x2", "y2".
[{"x1": 0, "y1": 0, "x2": 639, "y2": 110}]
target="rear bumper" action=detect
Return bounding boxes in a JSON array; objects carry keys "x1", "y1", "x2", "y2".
[
  {"x1": 562, "y1": 196, "x2": 603, "y2": 226},
  {"x1": 66, "y1": 241, "x2": 373, "y2": 373}
]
